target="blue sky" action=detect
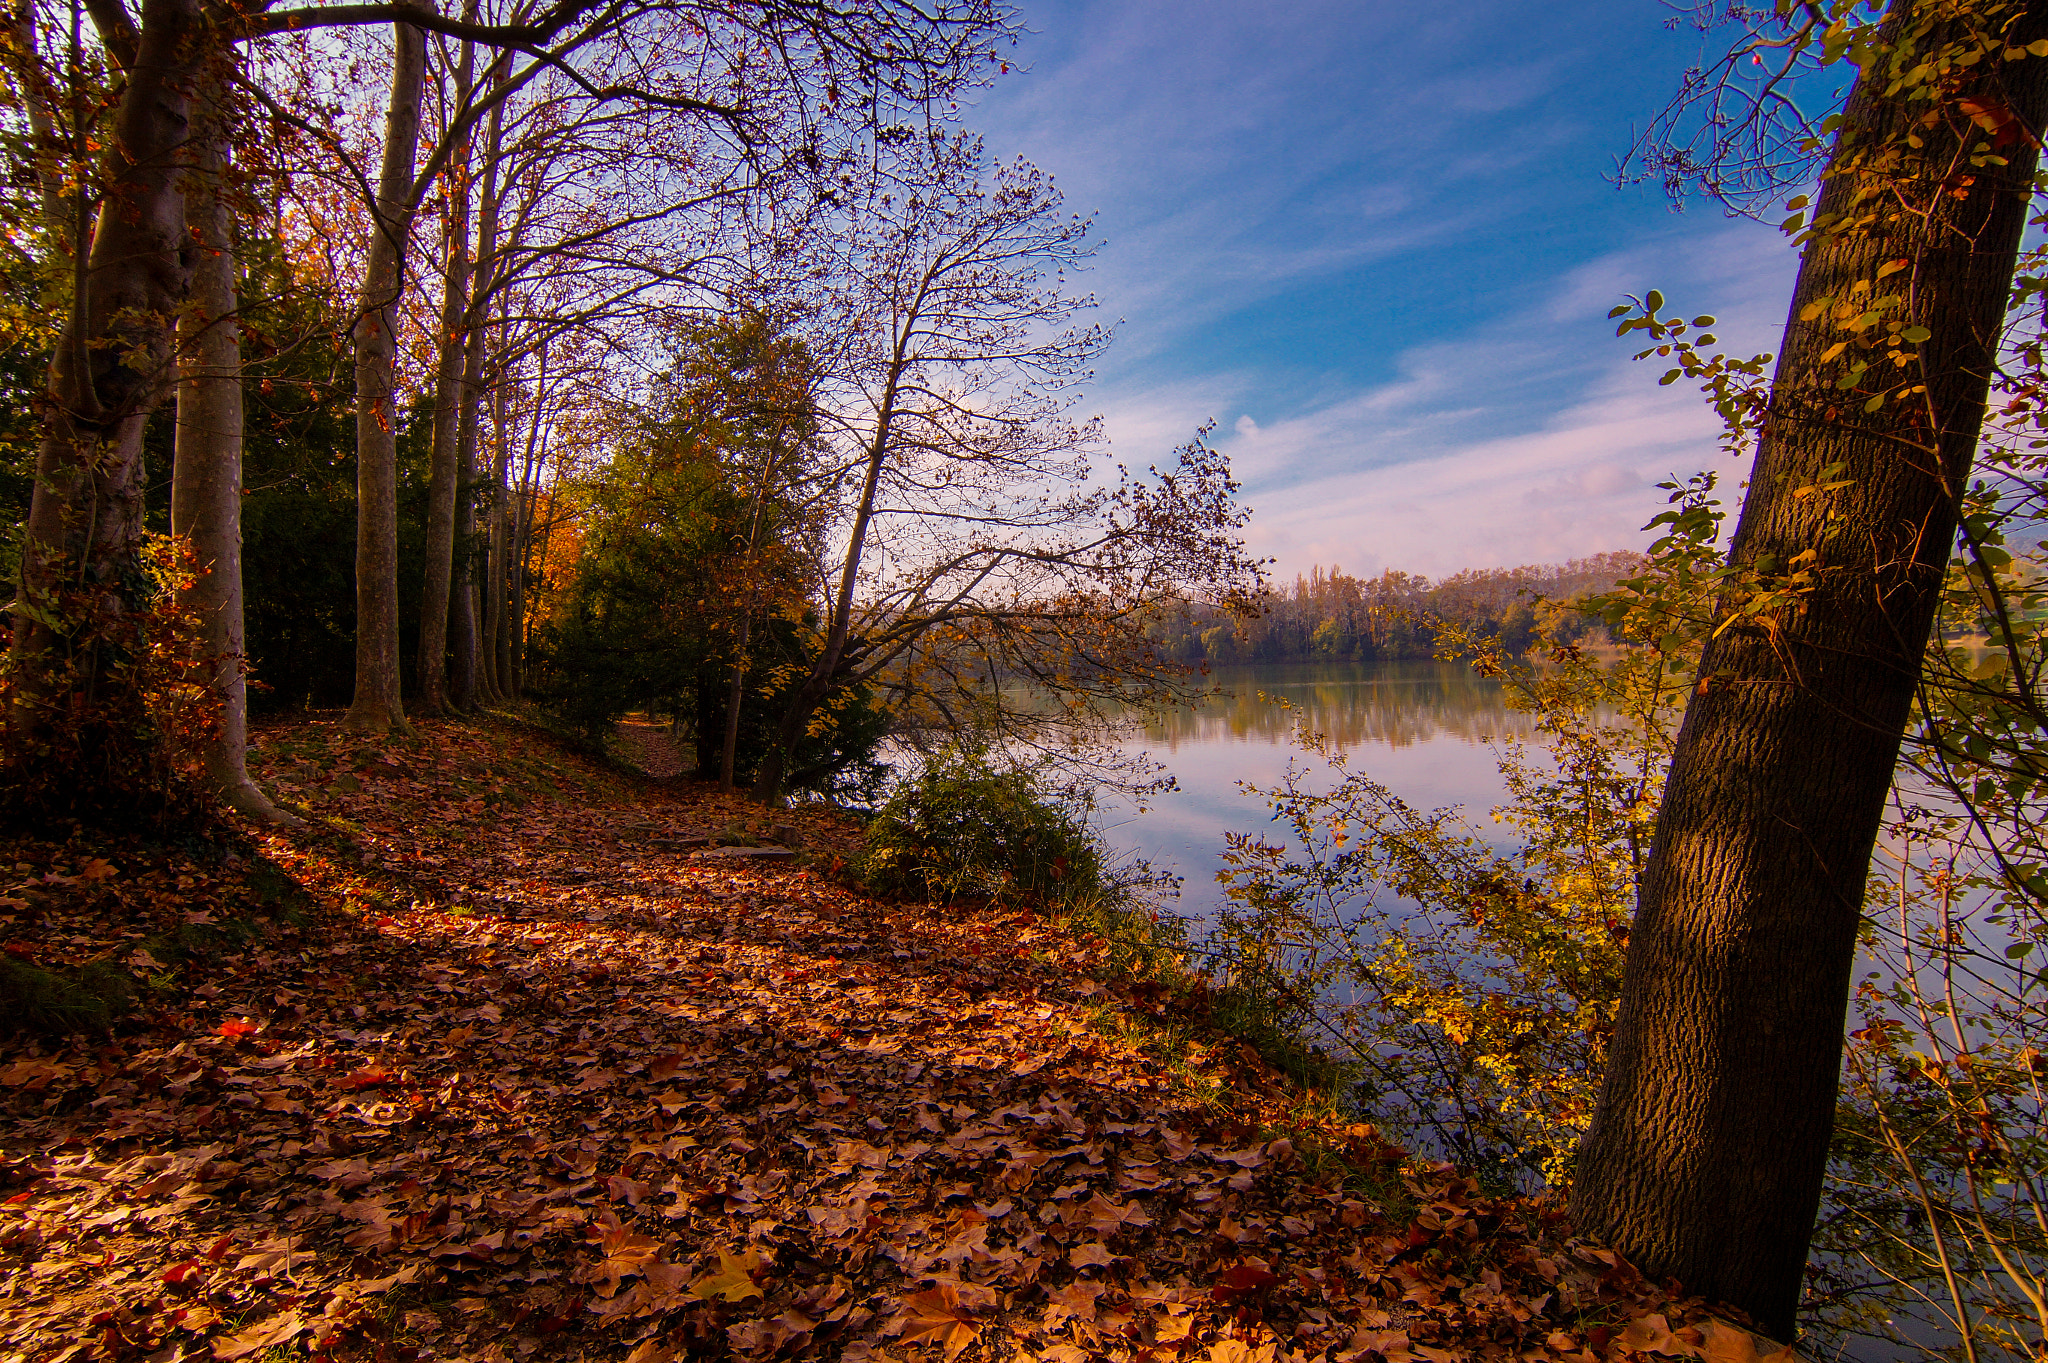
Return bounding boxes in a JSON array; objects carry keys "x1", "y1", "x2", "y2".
[{"x1": 966, "y1": 0, "x2": 1809, "y2": 579}]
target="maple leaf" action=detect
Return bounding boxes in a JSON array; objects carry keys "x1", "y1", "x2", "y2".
[
  {"x1": 211, "y1": 1311, "x2": 306, "y2": 1360},
  {"x1": 1211, "y1": 1262, "x2": 1279, "y2": 1304},
  {"x1": 585, "y1": 1213, "x2": 664, "y2": 1297},
  {"x1": 1701, "y1": 1318, "x2": 1789, "y2": 1363},
  {"x1": 1042, "y1": 1278, "x2": 1106, "y2": 1325},
  {"x1": 1207, "y1": 1342, "x2": 1280, "y2": 1363},
  {"x1": 1081, "y1": 1191, "x2": 1151, "y2": 1234},
  {"x1": 893, "y1": 1282, "x2": 984, "y2": 1362},
  {"x1": 690, "y1": 1248, "x2": 766, "y2": 1302},
  {"x1": 728, "y1": 1309, "x2": 818, "y2": 1361},
  {"x1": 1069, "y1": 1242, "x2": 1119, "y2": 1268},
  {"x1": 626, "y1": 1340, "x2": 681, "y2": 1363}
]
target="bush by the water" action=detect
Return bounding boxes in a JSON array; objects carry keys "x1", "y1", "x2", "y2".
[{"x1": 856, "y1": 750, "x2": 1103, "y2": 906}]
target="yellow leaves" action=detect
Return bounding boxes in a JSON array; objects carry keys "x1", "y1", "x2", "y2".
[
  {"x1": 689, "y1": 1247, "x2": 766, "y2": 1303},
  {"x1": 1206, "y1": 1340, "x2": 1281, "y2": 1363}
]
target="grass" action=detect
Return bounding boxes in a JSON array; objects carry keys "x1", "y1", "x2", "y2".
[
  {"x1": 0, "y1": 956, "x2": 136, "y2": 1035},
  {"x1": 0, "y1": 840, "x2": 313, "y2": 1039}
]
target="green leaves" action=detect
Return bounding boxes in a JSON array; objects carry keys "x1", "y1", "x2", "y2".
[{"x1": 1611, "y1": 290, "x2": 1773, "y2": 456}]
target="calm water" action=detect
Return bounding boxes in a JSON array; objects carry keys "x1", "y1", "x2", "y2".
[{"x1": 1099, "y1": 661, "x2": 1535, "y2": 918}]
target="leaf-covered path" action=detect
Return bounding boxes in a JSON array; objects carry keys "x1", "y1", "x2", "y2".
[{"x1": 0, "y1": 718, "x2": 1782, "y2": 1363}]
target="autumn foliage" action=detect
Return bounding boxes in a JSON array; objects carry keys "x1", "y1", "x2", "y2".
[{"x1": 0, "y1": 715, "x2": 1798, "y2": 1363}]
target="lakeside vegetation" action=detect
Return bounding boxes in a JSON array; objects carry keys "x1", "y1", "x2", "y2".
[{"x1": 1155, "y1": 555, "x2": 1641, "y2": 667}]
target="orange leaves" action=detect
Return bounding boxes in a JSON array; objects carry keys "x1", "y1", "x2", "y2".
[
  {"x1": 891, "y1": 1280, "x2": 986, "y2": 1361},
  {"x1": 0, "y1": 714, "x2": 1747, "y2": 1363},
  {"x1": 208, "y1": 1310, "x2": 306, "y2": 1360},
  {"x1": 582, "y1": 1212, "x2": 664, "y2": 1297},
  {"x1": 1957, "y1": 95, "x2": 2041, "y2": 149},
  {"x1": 689, "y1": 1247, "x2": 767, "y2": 1303}
]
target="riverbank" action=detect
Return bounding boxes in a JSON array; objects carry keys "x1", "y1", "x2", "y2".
[{"x1": 0, "y1": 714, "x2": 1779, "y2": 1362}]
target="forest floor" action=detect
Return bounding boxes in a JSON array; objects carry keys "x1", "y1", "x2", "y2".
[{"x1": 0, "y1": 715, "x2": 1779, "y2": 1363}]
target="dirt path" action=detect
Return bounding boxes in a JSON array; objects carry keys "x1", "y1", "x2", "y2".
[
  {"x1": 0, "y1": 718, "x2": 1740, "y2": 1363},
  {"x1": 614, "y1": 720, "x2": 693, "y2": 783}
]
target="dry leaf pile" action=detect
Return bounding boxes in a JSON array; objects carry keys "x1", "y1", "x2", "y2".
[{"x1": 0, "y1": 717, "x2": 1793, "y2": 1363}]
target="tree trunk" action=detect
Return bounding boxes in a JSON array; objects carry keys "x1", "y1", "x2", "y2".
[
  {"x1": 171, "y1": 77, "x2": 299, "y2": 826},
  {"x1": 1570, "y1": 4, "x2": 2048, "y2": 1339},
  {"x1": 506, "y1": 340, "x2": 547, "y2": 699},
  {"x1": 416, "y1": 36, "x2": 476, "y2": 717},
  {"x1": 449, "y1": 325, "x2": 487, "y2": 711},
  {"x1": 478, "y1": 366, "x2": 509, "y2": 702},
  {"x1": 753, "y1": 373, "x2": 897, "y2": 805},
  {"x1": 344, "y1": 16, "x2": 428, "y2": 735},
  {"x1": 8, "y1": 0, "x2": 205, "y2": 761},
  {"x1": 720, "y1": 614, "x2": 751, "y2": 791}
]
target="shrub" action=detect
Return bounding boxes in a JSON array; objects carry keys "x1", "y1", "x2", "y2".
[{"x1": 856, "y1": 749, "x2": 1103, "y2": 906}]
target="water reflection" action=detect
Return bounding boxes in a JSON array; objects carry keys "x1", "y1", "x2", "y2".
[
  {"x1": 1137, "y1": 661, "x2": 1539, "y2": 751},
  {"x1": 1104, "y1": 661, "x2": 1523, "y2": 919}
]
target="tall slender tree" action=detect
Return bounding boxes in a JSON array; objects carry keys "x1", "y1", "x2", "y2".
[
  {"x1": 416, "y1": 27, "x2": 478, "y2": 717},
  {"x1": 171, "y1": 68, "x2": 298, "y2": 822},
  {"x1": 343, "y1": 15, "x2": 427, "y2": 734}
]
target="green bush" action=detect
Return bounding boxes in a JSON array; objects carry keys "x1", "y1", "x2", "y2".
[{"x1": 856, "y1": 750, "x2": 1104, "y2": 906}]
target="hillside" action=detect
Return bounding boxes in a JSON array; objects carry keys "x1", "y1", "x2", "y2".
[{"x1": 0, "y1": 716, "x2": 1781, "y2": 1363}]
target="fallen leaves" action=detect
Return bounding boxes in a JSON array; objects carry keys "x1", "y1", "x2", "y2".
[
  {"x1": 893, "y1": 1281, "x2": 987, "y2": 1361},
  {"x1": 690, "y1": 1247, "x2": 767, "y2": 1303},
  {"x1": 0, "y1": 714, "x2": 1752, "y2": 1363}
]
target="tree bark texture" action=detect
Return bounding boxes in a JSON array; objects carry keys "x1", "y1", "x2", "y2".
[
  {"x1": 449, "y1": 66, "x2": 505, "y2": 713},
  {"x1": 344, "y1": 17, "x2": 428, "y2": 734},
  {"x1": 170, "y1": 78, "x2": 297, "y2": 825},
  {"x1": 449, "y1": 324, "x2": 486, "y2": 711},
  {"x1": 8, "y1": 0, "x2": 205, "y2": 749},
  {"x1": 1570, "y1": 4, "x2": 2048, "y2": 1339},
  {"x1": 479, "y1": 367, "x2": 509, "y2": 702},
  {"x1": 416, "y1": 37, "x2": 476, "y2": 717}
]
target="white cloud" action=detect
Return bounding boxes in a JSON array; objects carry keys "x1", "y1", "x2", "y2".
[{"x1": 1091, "y1": 223, "x2": 1797, "y2": 580}]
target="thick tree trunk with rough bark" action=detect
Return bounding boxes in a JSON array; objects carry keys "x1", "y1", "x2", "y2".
[
  {"x1": 344, "y1": 17, "x2": 428, "y2": 735},
  {"x1": 171, "y1": 82, "x2": 298, "y2": 825},
  {"x1": 417, "y1": 37, "x2": 476, "y2": 717},
  {"x1": 8, "y1": 0, "x2": 203, "y2": 757},
  {"x1": 1570, "y1": 4, "x2": 2048, "y2": 1339}
]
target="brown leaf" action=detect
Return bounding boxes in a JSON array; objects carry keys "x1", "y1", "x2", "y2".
[
  {"x1": 893, "y1": 1282, "x2": 983, "y2": 1362},
  {"x1": 211, "y1": 1312, "x2": 305, "y2": 1360}
]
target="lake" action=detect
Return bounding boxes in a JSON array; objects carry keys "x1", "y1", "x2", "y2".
[{"x1": 1098, "y1": 660, "x2": 1537, "y2": 919}]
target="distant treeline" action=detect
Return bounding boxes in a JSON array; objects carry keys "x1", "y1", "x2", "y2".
[{"x1": 1156, "y1": 552, "x2": 1644, "y2": 664}]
